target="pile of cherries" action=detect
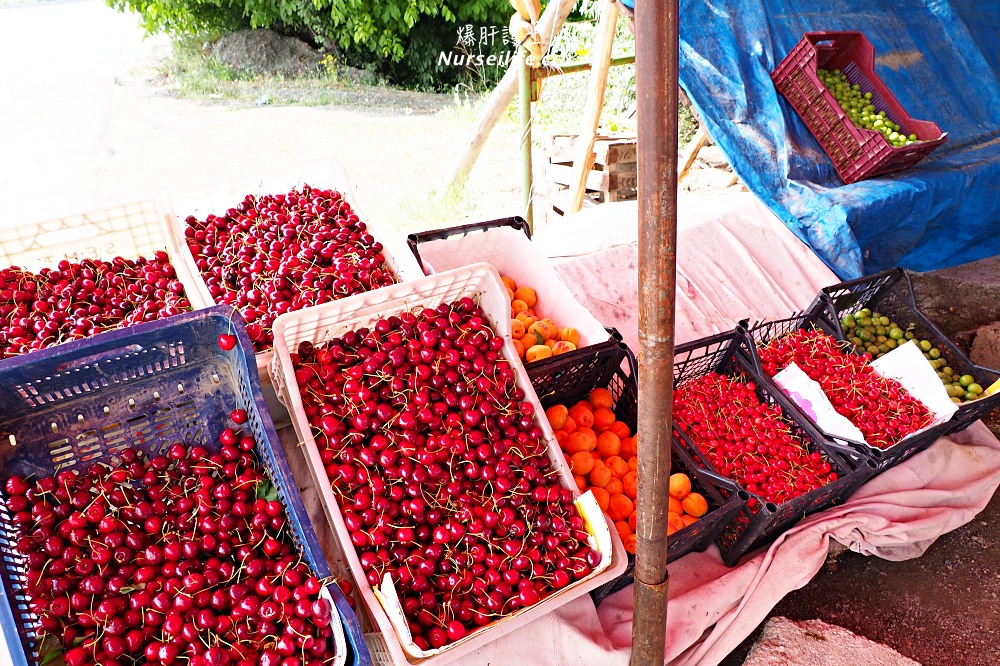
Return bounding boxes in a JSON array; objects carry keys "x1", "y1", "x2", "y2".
[
  {"x1": 673, "y1": 372, "x2": 840, "y2": 505},
  {"x1": 183, "y1": 186, "x2": 397, "y2": 353},
  {"x1": 291, "y1": 297, "x2": 599, "y2": 651},
  {"x1": 0, "y1": 253, "x2": 191, "y2": 358},
  {"x1": 4, "y1": 416, "x2": 340, "y2": 666},
  {"x1": 757, "y1": 329, "x2": 933, "y2": 450}
]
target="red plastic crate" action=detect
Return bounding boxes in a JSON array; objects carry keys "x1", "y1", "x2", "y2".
[{"x1": 771, "y1": 31, "x2": 947, "y2": 184}]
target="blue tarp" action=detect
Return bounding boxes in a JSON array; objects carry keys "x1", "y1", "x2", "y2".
[{"x1": 677, "y1": 0, "x2": 1000, "y2": 279}]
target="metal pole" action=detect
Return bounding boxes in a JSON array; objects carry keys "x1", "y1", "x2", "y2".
[
  {"x1": 631, "y1": 0, "x2": 678, "y2": 663},
  {"x1": 519, "y1": 45, "x2": 535, "y2": 231}
]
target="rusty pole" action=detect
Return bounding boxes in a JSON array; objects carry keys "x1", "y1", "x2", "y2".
[{"x1": 631, "y1": 0, "x2": 678, "y2": 664}]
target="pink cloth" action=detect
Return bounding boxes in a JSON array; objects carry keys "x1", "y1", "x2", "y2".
[
  {"x1": 531, "y1": 194, "x2": 840, "y2": 352},
  {"x1": 458, "y1": 194, "x2": 1000, "y2": 665}
]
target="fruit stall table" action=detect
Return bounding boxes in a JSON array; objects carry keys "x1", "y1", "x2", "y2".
[
  {"x1": 4, "y1": 187, "x2": 1000, "y2": 666},
  {"x1": 273, "y1": 191, "x2": 1000, "y2": 665}
]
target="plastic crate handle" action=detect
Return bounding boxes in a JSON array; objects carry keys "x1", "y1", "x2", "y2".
[
  {"x1": 53, "y1": 344, "x2": 147, "y2": 373},
  {"x1": 406, "y1": 217, "x2": 530, "y2": 275}
]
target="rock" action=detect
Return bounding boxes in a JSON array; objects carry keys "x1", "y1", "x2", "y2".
[
  {"x1": 971, "y1": 321, "x2": 1000, "y2": 371},
  {"x1": 743, "y1": 617, "x2": 921, "y2": 666},
  {"x1": 211, "y1": 29, "x2": 324, "y2": 78},
  {"x1": 908, "y1": 257, "x2": 1000, "y2": 342}
]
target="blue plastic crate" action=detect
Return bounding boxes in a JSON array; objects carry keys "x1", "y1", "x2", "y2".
[{"x1": 0, "y1": 305, "x2": 370, "y2": 666}]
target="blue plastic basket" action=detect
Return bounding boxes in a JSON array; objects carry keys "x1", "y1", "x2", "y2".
[{"x1": 0, "y1": 305, "x2": 370, "y2": 666}]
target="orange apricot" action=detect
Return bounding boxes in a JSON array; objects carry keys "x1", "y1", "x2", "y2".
[
  {"x1": 511, "y1": 338, "x2": 525, "y2": 359},
  {"x1": 554, "y1": 430, "x2": 569, "y2": 448},
  {"x1": 590, "y1": 487, "x2": 610, "y2": 512},
  {"x1": 605, "y1": 455, "x2": 629, "y2": 479},
  {"x1": 595, "y1": 431, "x2": 622, "y2": 457},
  {"x1": 628, "y1": 510, "x2": 637, "y2": 532},
  {"x1": 624, "y1": 533, "x2": 637, "y2": 555},
  {"x1": 604, "y1": 477, "x2": 624, "y2": 497},
  {"x1": 623, "y1": 470, "x2": 637, "y2": 500},
  {"x1": 668, "y1": 496, "x2": 683, "y2": 515},
  {"x1": 511, "y1": 318, "x2": 525, "y2": 338},
  {"x1": 681, "y1": 514, "x2": 699, "y2": 527},
  {"x1": 589, "y1": 462, "x2": 612, "y2": 488},
  {"x1": 614, "y1": 520, "x2": 631, "y2": 543},
  {"x1": 545, "y1": 404, "x2": 568, "y2": 431},
  {"x1": 511, "y1": 299, "x2": 529, "y2": 315},
  {"x1": 561, "y1": 415, "x2": 577, "y2": 434},
  {"x1": 667, "y1": 512, "x2": 685, "y2": 536},
  {"x1": 627, "y1": 455, "x2": 638, "y2": 472},
  {"x1": 559, "y1": 327, "x2": 581, "y2": 347},
  {"x1": 513, "y1": 286, "x2": 537, "y2": 308},
  {"x1": 608, "y1": 494, "x2": 635, "y2": 522},
  {"x1": 528, "y1": 320, "x2": 555, "y2": 342},
  {"x1": 515, "y1": 310, "x2": 533, "y2": 325},
  {"x1": 592, "y1": 407, "x2": 617, "y2": 432},
  {"x1": 574, "y1": 474, "x2": 587, "y2": 492},
  {"x1": 609, "y1": 421, "x2": 631, "y2": 440},
  {"x1": 669, "y1": 472, "x2": 692, "y2": 499},
  {"x1": 544, "y1": 338, "x2": 558, "y2": 350},
  {"x1": 569, "y1": 451, "x2": 596, "y2": 475},
  {"x1": 588, "y1": 387, "x2": 614, "y2": 410},
  {"x1": 502, "y1": 275, "x2": 518, "y2": 292},
  {"x1": 568, "y1": 403, "x2": 594, "y2": 429},
  {"x1": 565, "y1": 428, "x2": 596, "y2": 454},
  {"x1": 525, "y1": 344, "x2": 552, "y2": 363},
  {"x1": 681, "y1": 492, "x2": 709, "y2": 518},
  {"x1": 552, "y1": 340, "x2": 577, "y2": 355},
  {"x1": 620, "y1": 436, "x2": 637, "y2": 457}
]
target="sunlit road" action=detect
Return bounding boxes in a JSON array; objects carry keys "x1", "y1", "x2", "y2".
[{"x1": 0, "y1": 0, "x2": 164, "y2": 227}]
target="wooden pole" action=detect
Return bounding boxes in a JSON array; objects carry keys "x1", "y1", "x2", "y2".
[
  {"x1": 631, "y1": 0, "x2": 678, "y2": 663},
  {"x1": 519, "y1": 46, "x2": 535, "y2": 231},
  {"x1": 565, "y1": 0, "x2": 620, "y2": 215},
  {"x1": 677, "y1": 125, "x2": 708, "y2": 183},
  {"x1": 447, "y1": 0, "x2": 577, "y2": 190}
]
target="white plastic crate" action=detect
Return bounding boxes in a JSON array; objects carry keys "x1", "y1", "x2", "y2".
[
  {"x1": 411, "y1": 221, "x2": 611, "y2": 352},
  {"x1": 0, "y1": 198, "x2": 207, "y2": 305},
  {"x1": 159, "y1": 158, "x2": 421, "y2": 384},
  {"x1": 269, "y1": 263, "x2": 626, "y2": 666}
]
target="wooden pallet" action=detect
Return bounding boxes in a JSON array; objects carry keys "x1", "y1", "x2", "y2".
[{"x1": 547, "y1": 133, "x2": 638, "y2": 215}]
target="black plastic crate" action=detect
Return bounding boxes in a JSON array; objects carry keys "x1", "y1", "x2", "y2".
[
  {"x1": 673, "y1": 329, "x2": 876, "y2": 567},
  {"x1": 0, "y1": 306, "x2": 369, "y2": 666},
  {"x1": 529, "y1": 336, "x2": 748, "y2": 604},
  {"x1": 742, "y1": 305, "x2": 964, "y2": 476},
  {"x1": 815, "y1": 268, "x2": 1000, "y2": 431},
  {"x1": 406, "y1": 215, "x2": 531, "y2": 275}
]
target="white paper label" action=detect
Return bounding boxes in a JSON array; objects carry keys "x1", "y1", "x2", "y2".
[
  {"x1": 870, "y1": 339, "x2": 958, "y2": 428},
  {"x1": 773, "y1": 362, "x2": 868, "y2": 443}
]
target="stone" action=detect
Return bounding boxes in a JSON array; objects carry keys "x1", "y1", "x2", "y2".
[
  {"x1": 742, "y1": 617, "x2": 921, "y2": 666},
  {"x1": 211, "y1": 29, "x2": 324, "y2": 78},
  {"x1": 908, "y1": 256, "x2": 1000, "y2": 342},
  {"x1": 971, "y1": 321, "x2": 1000, "y2": 372}
]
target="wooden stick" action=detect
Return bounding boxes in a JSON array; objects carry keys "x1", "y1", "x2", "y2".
[
  {"x1": 565, "y1": 0, "x2": 620, "y2": 215},
  {"x1": 446, "y1": 0, "x2": 577, "y2": 190},
  {"x1": 677, "y1": 125, "x2": 708, "y2": 183}
]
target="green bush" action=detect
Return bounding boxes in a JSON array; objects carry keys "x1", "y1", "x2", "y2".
[{"x1": 107, "y1": 0, "x2": 513, "y2": 89}]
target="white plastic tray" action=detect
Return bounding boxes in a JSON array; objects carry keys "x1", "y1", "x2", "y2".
[
  {"x1": 413, "y1": 224, "x2": 610, "y2": 351},
  {"x1": 159, "y1": 158, "x2": 421, "y2": 384},
  {"x1": 269, "y1": 263, "x2": 627, "y2": 666}
]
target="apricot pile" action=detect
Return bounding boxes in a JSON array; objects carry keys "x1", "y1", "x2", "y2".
[
  {"x1": 546, "y1": 388, "x2": 638, "y2": 553},
  {"x1": 501, "y1": 274, "x2": 581, "y2": 363}
]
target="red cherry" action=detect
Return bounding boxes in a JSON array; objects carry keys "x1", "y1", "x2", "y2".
[{"x1": 218, "y1": 333, "x2": 237, "y2": 350}]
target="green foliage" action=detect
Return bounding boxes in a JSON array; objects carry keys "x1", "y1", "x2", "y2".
[
  {"x1": 107, "y1": 0, "x2": 513, "y2": 90},
  {"x1": 534, "y1": 0, "x2": 637, "y2": 134}
]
